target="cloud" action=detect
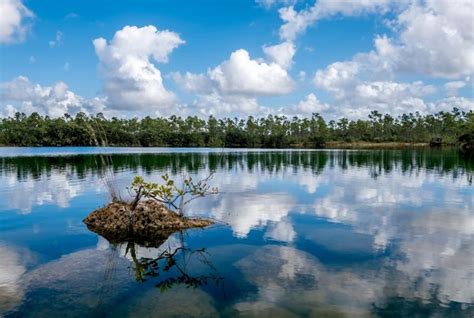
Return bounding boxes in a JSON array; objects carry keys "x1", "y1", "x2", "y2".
[
  {"x1": 313, "y1": 59, "x2": 441, "y2": 117},
  {"x1": 278, "y1": 0, "x2": 395, "y2": 41},
  {"x1": 171, "y1": 72, "x2": 267, "y2": 116},
  {"x1": 341, "y1": 81, "x2": 473, "y2": 117},
  {"x1": 283, "y1": 93, "x2": 329, "y2": 115},
  {"x1": 367, "y1": 0, "x2": 474, "y2": 79},
  {"x1": 0, "y1": 0, "x2": 34, "y2": 44},
  {"x1": 173, "y1": 47, "x2": 295, "y2": 116},
  {"x1": 310, "y1": 0, "x2": 474, "y2": 80},
  {"x1": 311, "y1": 46, "x2": 473, "y2": 118},
  {"x1": 298, "y1": 71, "x2": 306, "y2": 81},
  {"x1": 48, "y1": 30, "x2": 63, "y2": 48},
  {"x1": 256, "y1": 0, "x2": 294, "y2": 9},
  {"x1": 353, "y1": 81, "x2": 435, "y2": 104},
  {"x1": 314, "y1": 61, "x2": 360, "y2": 99},
  {"x1": 0, "y1": 76, "x2": 105, "y2": 117},
  {"x1": 193, "y1": 92, "x2": 262, "y2": 116},
  {"x1": 0, "y1": 104, "x2": 17, "y2": 118},
  {"x1": 64, "y1": 12, "x2": 78, "y2": 20},
  {"x1": 444, "y1": 81, "x2": 466, "y2": 97},
  {"x1": 208, "y1": 49, "x2": 294, "y2": 96},
  {"x1": 263, "y1": 41, "x2": 296, "y2": 69},
  {"x1": 171, "y1": 72, "x2": 213, "y2": 94},
  {"x1": 315, "y1": 0, "x2": 396, "y2": 16},
  {"x1": 311, "y1": 46, "x2": 474, "y2": 117},
  {"x1": 173, "y1": 49, "x2": 295, "y2": 98},
  {"x1": 429, "y1": 96, "x2": 474, "y2": 113},
  {"x1": 279, "y1": 0, "x2": 473, "y2": 120},
  {"x1": 278, "y1": 5, "x2": 317, "y2": 42},
  {"x1": 255, "y1": 0, "x2": 474, "y2": 118},
  {"x1": 93, "y1": 25, "x2": 184, "y2": 113}
]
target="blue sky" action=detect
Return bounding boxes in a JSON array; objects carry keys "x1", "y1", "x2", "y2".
[{"x1": 0, "y1": 0, "x2": 473, "y2": 119}]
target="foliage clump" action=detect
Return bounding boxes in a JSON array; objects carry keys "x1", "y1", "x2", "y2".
[
  {"x1": 129, "y1": 173, "x2": 218, "y2": 216},
  {"x1": 459, "y1": 131, "x2": 474, "y2": 152}
]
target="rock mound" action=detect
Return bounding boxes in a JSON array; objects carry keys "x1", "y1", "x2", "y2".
[{"x1": 83, "y1": 200, "x2": 214, "y2": 246}]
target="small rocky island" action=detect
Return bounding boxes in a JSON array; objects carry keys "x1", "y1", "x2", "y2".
[{"x1": 83, "y1": 174, "x2": 218, "y2": 246}]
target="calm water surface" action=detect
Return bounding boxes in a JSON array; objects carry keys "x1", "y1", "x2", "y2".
[{"x1": 0, "y1": 148, "x2": 473, "y2": 317}]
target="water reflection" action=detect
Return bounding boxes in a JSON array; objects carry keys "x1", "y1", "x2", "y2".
[
  {"x1": 0, "y1": 149, "x2": 472, "y2": 316},
  {"x1": 1, "y1": 149, "x2": 471, "y2": 180},
  {"x1": 4, "y1": 231, "x2": 222, "y2": 317},
  {"x1": 235, "y1": 245, "x2": 473, "y2": 316},
  {"x1": 126, "y1": 240, "x2": 223, "y2": 290},
  {"x1": 0, "y1": 244, "x2": 26, "y2": 314},
  {"x1": 109, "y1": 285, "x2": 219, "y2": 318},
  {"x1": 0, "y1": 173, "x2": 92, "y2": 213}
]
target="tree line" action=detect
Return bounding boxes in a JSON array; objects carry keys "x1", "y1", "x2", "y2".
[{"x1": 0, "y1": 108, "x2": 472, "y2": 147}]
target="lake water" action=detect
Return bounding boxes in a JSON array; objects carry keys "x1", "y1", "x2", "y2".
[{"x1": 0, "y1": 148, "x2": 473, "y2": 317}]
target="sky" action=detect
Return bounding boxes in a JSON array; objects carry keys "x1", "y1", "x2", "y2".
[{"x1": 0, "y1": 0, "x2": 473, "y2": 119}]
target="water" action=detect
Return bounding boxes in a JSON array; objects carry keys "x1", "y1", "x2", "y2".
[{"x1": 0, "y1": 148, "x2": 472, "y2": 317}]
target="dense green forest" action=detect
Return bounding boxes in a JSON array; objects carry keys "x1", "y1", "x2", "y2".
[{"x1": 0, "y1": 108, "x2": 472, "y2": 148}]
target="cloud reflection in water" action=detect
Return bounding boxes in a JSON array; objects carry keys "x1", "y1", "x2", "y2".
[{"x1": 0, "y1": 150, "x2": 472, "y2": 314}]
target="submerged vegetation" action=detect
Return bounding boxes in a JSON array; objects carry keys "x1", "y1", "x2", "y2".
[{"x1": 1, "y1": 108, "x2": 472, "y2": 147}]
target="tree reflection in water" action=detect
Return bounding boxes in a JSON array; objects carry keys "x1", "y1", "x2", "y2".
[{"x1": 123, "y1": 233, "x2": 223, "y2": 292}]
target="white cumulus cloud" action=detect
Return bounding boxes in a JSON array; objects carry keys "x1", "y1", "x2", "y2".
[
  {"x1": 93, "y1": 25, "x2": 185, "y2": 113},
  {"x1": 263, "y1": 41, "x2": 296, "y2": 69},
  {"x1": 313, "y1": 0, "x2": 474, "y2": 81},
  {"x1": 369, "y1": 0, "x2": 474, "y2": 79},
  {"x1": 0, "y1": 0, "x2": 34, "y2": 44},
  {"x1": 0, "y1": 76, "x2": 105, "y2": 117},
  {"x1": 290, "y1": 93, "x2": 329, "y2": 115},
  {"x1": 173, "y1": 47, "x2": 295, "y2": 116},
  {"x1": 312, "y1": 59, "x2": 443, "y2": 117},
  {"x1": 444, "y1": 81, "x2": 466, "y2": 97},
  {"x1": 208, "y1": 49, "x2": 294, "y2": 96},
  {"x1": 314, "y1": 61, "x2": 360, "y2": 99},
  {"x1": 278, "y1": 0, "x2": 396, "y2": 41},
  {"x1": 276, "y1": 0, "x2": 473, "y2": 118}
]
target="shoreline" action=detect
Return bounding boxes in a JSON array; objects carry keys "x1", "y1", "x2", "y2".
[
  {"x1": 323, "y1": 141, "x2": 431, "y2": 149},
  {"x1": 0, "y1": 142, "x2": 445, "y2": 150}
]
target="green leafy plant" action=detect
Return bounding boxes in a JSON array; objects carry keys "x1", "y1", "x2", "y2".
[{"x1": 128, "y1": 173, "x2": 218, "y2": 216}]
